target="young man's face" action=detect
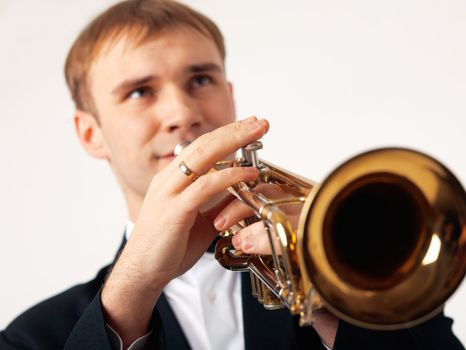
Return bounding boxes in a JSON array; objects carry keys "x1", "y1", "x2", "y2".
[{"x1": 84, "y1": 27, "x2": 235, "y2": 208}]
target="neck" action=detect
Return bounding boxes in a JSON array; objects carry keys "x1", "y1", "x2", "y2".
[{"x1": 122, "y1": 189, "x2": 144, "y2": 223}]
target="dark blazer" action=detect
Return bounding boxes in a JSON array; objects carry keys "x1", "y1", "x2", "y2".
[{"x1": 1, "y1": 239, "x2": 464, "y2": 350}]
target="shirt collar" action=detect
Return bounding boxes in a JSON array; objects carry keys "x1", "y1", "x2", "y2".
[{"x1": 125, "y1": 221, "x2": 135, "y2": 241}]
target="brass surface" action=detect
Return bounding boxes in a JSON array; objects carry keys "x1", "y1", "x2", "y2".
[{"x1": 214, "y1": 147, "x2": 466, "y2": 329}]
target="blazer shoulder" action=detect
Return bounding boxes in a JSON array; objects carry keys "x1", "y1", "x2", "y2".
[{"x1": 1, "y1": 265, "x2": 110, "y2": 349}]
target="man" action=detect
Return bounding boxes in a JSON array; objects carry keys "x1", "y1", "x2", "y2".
[{"x1": 0, "y1": 1, "x2": 464, "y2": 349}]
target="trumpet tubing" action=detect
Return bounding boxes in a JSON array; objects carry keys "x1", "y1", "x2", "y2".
[{"x1": 214, "y1": 143, "x2": 466, "y2": 330}]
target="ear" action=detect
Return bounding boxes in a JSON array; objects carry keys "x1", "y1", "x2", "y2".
[{"x1": 74, "y1": 110, "x2": 109, "y2": 160}]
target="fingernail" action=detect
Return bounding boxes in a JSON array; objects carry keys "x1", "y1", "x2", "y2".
[
  {"x1": 232, "y1": 234, "x2": 241, "y2": 248},
  {"x1": 249, "y1": 119, "x2": 267, "y2": 131},
  {"x1": 243, "y1": 116, "x2": 257, "y2": 123},
  {"x1": 214, "y1": 216, "x2": 227, "y2": 230}
]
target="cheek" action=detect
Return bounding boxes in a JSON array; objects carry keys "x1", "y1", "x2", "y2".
[
  {"x1": 205, "y1": 92, "x2": 236, "y2": 127},
  {"x1": 128, "y1": 119, "x2": 159, "y2": 144},
  {"x1": 104, "y1": 114, "x2": 161, "y2": 154}
]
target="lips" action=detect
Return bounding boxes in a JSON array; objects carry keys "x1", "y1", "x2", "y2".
[
  {"x1": 156, "y1": 140, "x2": 192, "y2": 160},
  {"x1": 155, "y1": 139, "x2": 194, "y2": 161}
]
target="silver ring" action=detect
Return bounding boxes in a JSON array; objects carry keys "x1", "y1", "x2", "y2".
[{"x1": 179, "y1": 161, "x2": 200, "y2": 182}]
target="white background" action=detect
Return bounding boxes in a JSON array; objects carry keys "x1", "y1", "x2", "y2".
[{"x1": 0, "y1": 0, "x2": 465, "y2": 344}]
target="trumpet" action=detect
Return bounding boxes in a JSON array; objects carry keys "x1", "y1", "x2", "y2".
[{"x1": 214, "y1": 142, "x2": 466, "y2": 330}]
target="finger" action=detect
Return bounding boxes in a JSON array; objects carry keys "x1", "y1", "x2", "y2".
[
  {"x1": 178, "y1": 166, "x2": 259, "y2": 211},
  {"x1": 231, "y1": 221, "x2": 278, "y2": 255},
  {"x1": 213, "y1": 198, "x2": 255, "y2": 231},
  {"x1": 170, "y1": 117, "x2": 269, "y2": 191},
  {"x1": 214, "y1": 182, "x2": 300, "y2": 231}
]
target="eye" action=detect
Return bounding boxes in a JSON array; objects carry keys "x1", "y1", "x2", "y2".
[
  {"x1": 191, "y1": 74, "x2": 212, "y2": 89},
  {"x1": 127, "y1": 86, "x2": 154, "y2": 100}
]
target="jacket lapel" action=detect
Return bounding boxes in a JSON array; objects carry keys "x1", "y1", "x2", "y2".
[
  {"x1": 156, "y1": 293, "x2": 191, "y2": 350},
  {"x1": 241, "y1": 272, "x2": 296, "y2": 350},
  {"x1": 241, "y1": 272, "x2": 325, "y2": 350}
]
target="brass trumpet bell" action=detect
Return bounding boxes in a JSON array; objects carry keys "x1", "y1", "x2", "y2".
[{"x1": 215, "y1": 144, "x2": 466, "y2": 330}]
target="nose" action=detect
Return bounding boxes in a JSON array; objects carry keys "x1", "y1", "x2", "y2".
[{"x1": 159, "y1": 86, "x2": 203, "y2": 134}]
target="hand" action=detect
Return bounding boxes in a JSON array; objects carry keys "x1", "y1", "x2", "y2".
[{"x1": 101, "y1": 117, "x2": 269, "y2": 347}]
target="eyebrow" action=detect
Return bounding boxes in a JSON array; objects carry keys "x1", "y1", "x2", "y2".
[{"x1": 187, "y1": 63, "x2": 222, "y2": 74}]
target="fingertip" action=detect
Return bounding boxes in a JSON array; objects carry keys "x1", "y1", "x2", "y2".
[
  {"x1": 244, "y1": 166, "x2": 260, "y2": 176},
  {"x1": 258, "y1": 119, "x2": 269, "y2": 133},
  {"x1": 214, "y1": 215, "x2": 227, "y2": 230},
  {"x1": 242, "y1": 116, "x2": 258, "y2": 123},
  {"x1": 232, "y1": 234, "x2": 241, "y2": 249},
  {"x1": 241, "y1": 237, "x2": 254, "y2": 252}
]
